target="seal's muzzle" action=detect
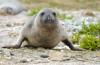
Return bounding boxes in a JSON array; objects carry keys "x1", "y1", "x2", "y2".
[{"x1": 44, "y1": 14, "x2": 55, "y2": 23}]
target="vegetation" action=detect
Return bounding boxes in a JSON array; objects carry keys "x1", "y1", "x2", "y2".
[
  {"x1": 79, "y1": 22, "x2": 100, "y2": 36},
  {"x1": 71, "y1": 33, "x2": 80, "y2": 44},
  {"x1": 27, "y1": 7, "x2": 41, "y2": 16},
  {"x1": 72, "y1": 22, "x2": 100, "y2": 50},
  {"x1": 80, "y1": 35, "x2": 100, "y2": 51}
]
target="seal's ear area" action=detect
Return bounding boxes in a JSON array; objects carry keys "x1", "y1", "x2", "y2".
[{"x1": 62, "y1": 39, "x2": 84, "y2": 51}]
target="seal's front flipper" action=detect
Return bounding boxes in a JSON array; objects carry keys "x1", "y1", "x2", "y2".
[{"x1": 62, "y1": 39, "x2": 84, "y2": 51}]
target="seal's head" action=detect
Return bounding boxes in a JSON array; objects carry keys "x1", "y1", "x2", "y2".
[{"x1": 35, "y1": 8, "x2": 58, "y2": 29}]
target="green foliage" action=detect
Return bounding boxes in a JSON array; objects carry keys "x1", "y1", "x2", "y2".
[
  {"x1": 58, "y1": 14, "x2": 66, "y2": 20},
  {"x1": 65, "y1": 15, "x2": 73, "y2": 20},
  {"x1": 27, "y1": 7, "x2": 42, "y2": 16},
  {"x1": 72, "y1": 22, "x2": 100, "y2": 50},
  {"x1": 80, "y1": 35, "x2": 100, "y2": 51},
  {"x1": 79, "y1": 21, "x2": 100, "y2": 36},
  {"x1": 71, "y1": 33, "x2": 80, "y2": 44},
  {"x1": 58, "y1": 14, "x2": 73, "y2": 20}
]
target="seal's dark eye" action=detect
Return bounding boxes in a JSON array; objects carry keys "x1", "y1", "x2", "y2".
[
  {"x1": 40, "y1": 12, "x2": 45, "y2": 16},
  {"x1": 52, "y1": 12, "x2": 56, "y2": 16}
]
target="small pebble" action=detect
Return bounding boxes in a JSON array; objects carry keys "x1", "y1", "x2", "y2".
[
  {"x1": 6, "y1": 24, "x2": 12, "y2": 27},
  {"x1": 10, "y1": 52, "x2": 14, "y2": 56},
  {"x1": 0, "y1": 50, "x2": 3, "y2": 54},
  {"x1": 40, "y1": 54, "x2": 49, "y2": 58},
  {"x1": 20, "y1": 59, "x2": 32, "y2": 63}
]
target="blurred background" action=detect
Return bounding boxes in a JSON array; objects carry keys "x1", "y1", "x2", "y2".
[{"x1": 20, "y1": 0, "x2": 100, "y2": 11}]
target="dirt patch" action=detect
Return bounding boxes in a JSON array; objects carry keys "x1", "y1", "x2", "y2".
[{"x1": 0, "y1": 48, "x2": 100, "y2": 65}]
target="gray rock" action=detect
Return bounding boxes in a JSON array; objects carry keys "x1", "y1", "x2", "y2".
[
  {"x1": 0, "y1": 2, "x2": 26, "y2": 15},
  {"x1": 40, "y1": 54, "x2": 49, "y2": 58}
]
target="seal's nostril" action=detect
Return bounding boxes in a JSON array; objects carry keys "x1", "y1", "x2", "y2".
[
  {"x1": 47, "y1": 15, "x2": 51, "y2": 20},
  {"x1": 44, "y1": 15, "x2": 55, "y2": 23}
]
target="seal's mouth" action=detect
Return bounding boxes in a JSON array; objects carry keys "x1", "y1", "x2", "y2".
[
  {"x1": 40, "y1": 17, "x2": 57, "y2": 29},
  {"x1": 44, "y1": 15, "x2": 56, "y2": 23},
  {"x1": 45, "y1": 19, "x2": 55, "y2": 24}
]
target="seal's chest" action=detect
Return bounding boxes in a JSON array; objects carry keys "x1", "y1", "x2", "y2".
[
  {"x1": 37, "y1": 33, "x2": 54, "y2": 42},
  {"x1": 37, "y1": 35, "x2": 60, "y2": 48},
  {"x1": 38, "y1": 37, "x2": 52, "y2": 44},
  {"x1": 37, "y1": 32, "x2": 60, "y2": 44}
]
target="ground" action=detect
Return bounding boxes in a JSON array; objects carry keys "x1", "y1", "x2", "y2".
[
  {"x1": 0, "y1": 12, "x2": 100, "y2": 65},
  {"x1": 0, "y1": 0, "x2": 100, "y2": 65},
  {"x1": 0, "y1": 48, "x2": 100, "y2": 65}
]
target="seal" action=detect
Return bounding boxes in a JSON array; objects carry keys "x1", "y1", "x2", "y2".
[{"x1": 3, "y1": 8, "x2": 82, "y2": 51}]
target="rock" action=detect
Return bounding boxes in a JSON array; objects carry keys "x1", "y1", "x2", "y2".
[
  {"x1": 82, "y1": 10, "x2": 95, "y2": 16},
  {"x1": 6, "y1": 23, "x2": 12, "y2": 27},
  {"x1": 0, "y1": 2, "x2": 26, "y2": 15},
  {"x1": 0, "y1": 49, "x2": 3, "y2": 54},
  {"x1": 19, "y1": 58, "x2": 32, "y2": 63},
  {"x1": 10, "y1": 52, "x2": 14, "y2": 56},
  {"x1": 40, "y1": 54, "x2": 49, "y2": 58}
]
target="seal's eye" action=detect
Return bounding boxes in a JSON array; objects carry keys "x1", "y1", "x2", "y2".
[
  {"x1": 40, "y1": 12, "x2": 45, "y2": 16},
  {"x1": 52, "y1": 12, "x2": 56, "y2": 16}
]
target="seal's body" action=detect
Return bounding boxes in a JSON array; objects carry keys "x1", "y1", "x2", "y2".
[{"x1": 3, "y1": 8, "x2": 82, "y2": 51}]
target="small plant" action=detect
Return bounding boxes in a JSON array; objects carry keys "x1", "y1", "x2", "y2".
[
  {"x1": 58, "y1": 14, "x2": 66, "y2": 20},
  {"x1": 71, "y1": 33, "x2": 80, "y2": 44},
  {"x1": 27, "y1": 7, "x2": 42, "y2": 16},
  {"x1": 65, "y1": 15, "x2": 73, "y2": 20},
  {"x1": 72, "y1": 21, "x2": 100, "y2": 50},
  {"x1": 79, "y1": 21, "x2": 100, "y2": 36},
  {"x1": 58, "y1": 14, "x2": 73, "y2": 20},
  {"x1": 80, "y1": 35, "x2": 100, "y2": 51}
]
